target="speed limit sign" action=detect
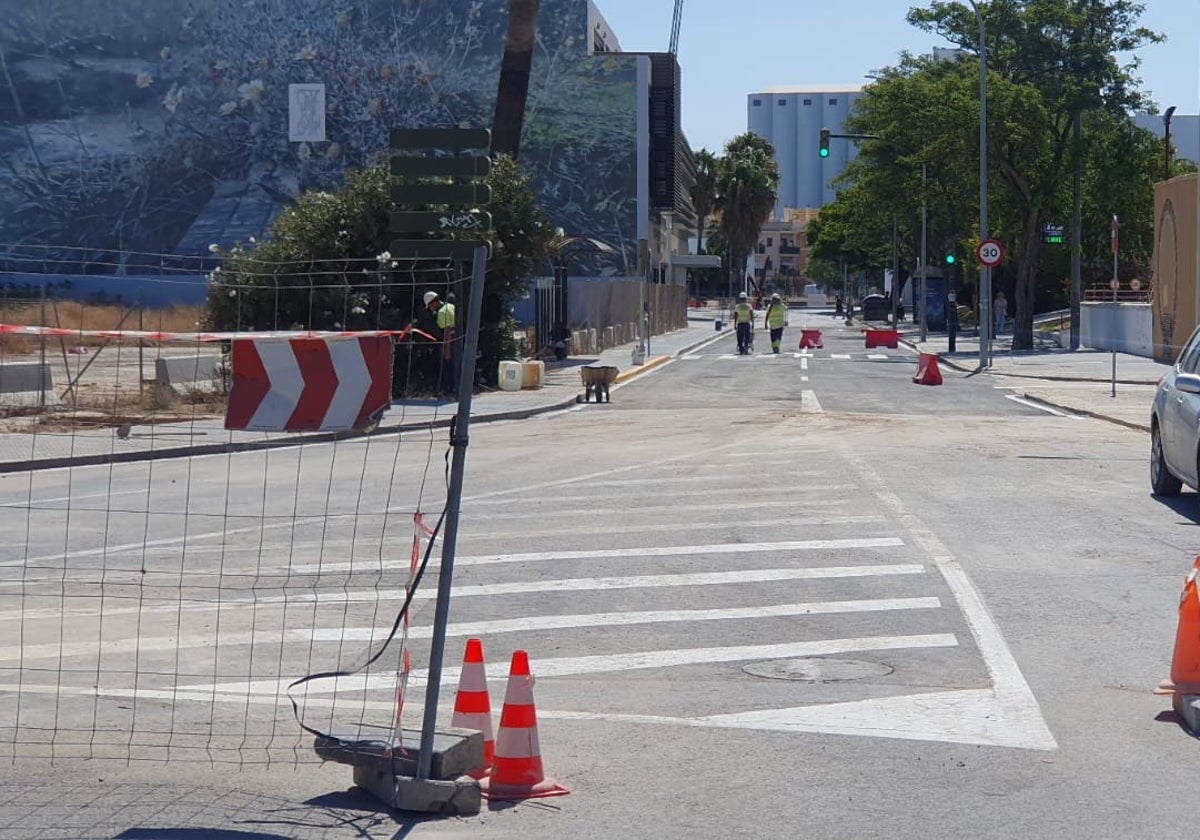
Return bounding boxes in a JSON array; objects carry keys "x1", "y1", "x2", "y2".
[{"x1": 976, "y1": 239, "x2": 1004, "y2": 267}]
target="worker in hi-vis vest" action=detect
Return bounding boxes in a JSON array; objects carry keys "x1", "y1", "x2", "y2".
[
  {"x1": 764, "y1": 292, "x2": 787, "y2": 354},
  {"x1": 733, "y1": 292, "x2": 755, "y2": 355}
]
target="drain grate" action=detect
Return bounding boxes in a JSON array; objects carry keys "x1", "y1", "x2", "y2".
[{"x1": 741, "y1": 657, "x2": 894, "y2": 682}]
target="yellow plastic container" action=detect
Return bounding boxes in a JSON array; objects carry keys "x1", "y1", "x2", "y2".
[{"x1": 498, "y1": 360, "x2": 522, "y2": 391}]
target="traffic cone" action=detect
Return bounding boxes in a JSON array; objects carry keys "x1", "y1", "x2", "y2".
[
  {"x1": 798, "y1": 329, "x2": 823, "y2": 349},
  {"x1": 451, "y1": 638, "x2": 494, "y2": 778},
  {"x1": 912, "y1": 352, "x2": 943, "y2": 385},
  {"x1": 479, "y1": 650, "x2": 569, "y2": 801},
  {"x1": 1156, "y1": 557, "x2": 1200, "y2": 696}
]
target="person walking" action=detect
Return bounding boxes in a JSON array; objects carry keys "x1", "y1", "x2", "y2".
[
  {"x1": 994, "y1": 290, "x2": 1008, "y2": 336},
  {"x1": 424, "y1": 290, "x2": 457, "y2": 395},
  {"x1": 764, "y1": 292, "x2": 787, "y2": 354},
  {"x1": 733, "y1": 292, "x2": 755, "y2": 355}
]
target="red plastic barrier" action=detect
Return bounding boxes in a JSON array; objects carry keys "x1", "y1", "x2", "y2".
[
  {"x1": 863, "y1": 329, "x2": 899, "y2": 349},
  {"x1": 912, "y1": 352, "x2": 943, "y2": 385},
  {"x1": 798, "y1": 329, "x2": 823, "y2": 349}
]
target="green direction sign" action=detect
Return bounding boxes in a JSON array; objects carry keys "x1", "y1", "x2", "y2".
[
  {"x1": 390, "y1": 156, "x2": 491, "y2": 178},
  {"x1": 389, "y1": 240, "x2": 489, "y2": 260},
  {"x1": 389, "y1": 128, "x2": 490, "y2": 151},
  {"x1": 390, "y1": 211, "x2": 492, "y2": 234},
  {"x1": 390, "y1": 183, "x2": 492, "y2": 206},
  {"x1": 1042, "y1": 223, "x2": 1065, "y2": 245}
]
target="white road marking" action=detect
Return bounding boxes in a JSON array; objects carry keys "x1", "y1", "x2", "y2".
[
  {"x1": 0, "y1": 489, "x2": 149, "y2": 508},
  {"x1": 841, "y1": 450, "x2": 1058, "y2": 750},
  {"x1": 801, "y1": 358, "x2": 809, "y2": 370},
  {"x1": 1004, "y1": 394, "x2": 1081, "y2": 418},
  {"x1": 831, "y1": 354, "x2": 851, "y2": 360},
  {"x1": 868, "y1": 353, "x2": 888, "y2": 360},
  {"x1": 302, "y1": 597, "x2": 943, "y2": 642},
  {"x1": 176, "y1": 634, "x2": 959, "y2": 696},
  {"x1": 289, "y1": 537, "x2": 904, "y2": 573},
  {"x1": 801, "y1": 376, "x2": 809, "y2": 383},
  {"x1": 1, "y1": 564, "x2": 930, "y2": 623},
  {"x1": 801, "y1": 390, "x2": 823, "y2": 413}
]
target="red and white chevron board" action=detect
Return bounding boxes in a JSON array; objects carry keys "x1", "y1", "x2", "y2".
[{"x1": 225, "y1": 336, "x2": 393, "y2": 432}]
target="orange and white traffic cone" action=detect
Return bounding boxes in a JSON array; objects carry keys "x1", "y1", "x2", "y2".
[
  {"x1": 480, "y1": 650, "x2": 569, "y2": 801},
  {"x1": 451, "y1": 638, "x2": 494, "y2": 778},
  {"x1": 1155, "y1": 557, "x2": 1200, "y2": 696}
]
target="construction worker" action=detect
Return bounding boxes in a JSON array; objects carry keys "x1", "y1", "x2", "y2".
[
  {"x1": 764, "y1": 292, "x2": 787, "y2": 354},
  {"x1": 424, "y1": 290, "x2": 457, "y2": 394},
  {"x1": 733, "y1": 291, "x2": 755, "y2": 355}
]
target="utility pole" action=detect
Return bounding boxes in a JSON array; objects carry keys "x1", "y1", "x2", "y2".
[{"x1": 919, "y1": 163, "x2": 928, "y2": 342}]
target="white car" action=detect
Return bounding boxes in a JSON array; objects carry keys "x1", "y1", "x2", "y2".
[{"x1": 1151, "y1": 324, "x2": 1200, "y2": 496}]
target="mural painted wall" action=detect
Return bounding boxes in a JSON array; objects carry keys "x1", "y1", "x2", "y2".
[
  {"x1": 1152, "y1": 174, "x2": 1198, "y2": 363},
  {"x1": 0, "y1": 0, "x2": 639, "y2": 289}
]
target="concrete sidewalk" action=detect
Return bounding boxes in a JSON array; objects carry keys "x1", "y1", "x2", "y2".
[{"x1": 0, "y1": 318, "x2": 727, "y2": 473}]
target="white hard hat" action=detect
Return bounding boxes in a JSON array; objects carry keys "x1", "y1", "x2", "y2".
[
  {"x1": 738, "y1": 291, "x2": 748, "y2": 300},
  {"x1": 772, "y1": 293, "x2": 781, "y2": 300},
  {"x1": 423, "y1": 291, "x2": 439, "y2": 306}
]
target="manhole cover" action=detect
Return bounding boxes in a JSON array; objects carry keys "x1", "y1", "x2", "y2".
[{"x1": 741, "y1": 657, "x2": 894, "y2": 682}]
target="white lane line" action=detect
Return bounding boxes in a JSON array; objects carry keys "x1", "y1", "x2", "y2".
[
  {"x1": 0, "y1": 489, "x2": 149, "y2": 508},
  {"x1": 3, "y1": 564, "x2": 930, "y2": 623},
  {"x1": 291, "y1": 537, "x2": 904, "y2": 574},
  {"x1": 718, "y1": 354, "x2": 739, "y2": 360},
  {"x1": 180, "y1": 634, "x2": 960, "y2": 696},
  {"x1": 801, "y1": 390, "x2": 823, "y2": 413},
  {"x1": 455, "y1": 514, "x2": 887, "y2": 540},
  {"x1": 303, "y1": 597, "x2": 943, "y2": 642},
  {"x1": 842, "y1": 450, "x2": 1058, "y2": 750},
  {"x1": 831, "y1": 354, "x2": 851, "y2": 359},
  {"x1": 868, "y1": 353, "x2": 888, "y2": 360},
  {"x1": 801, "y1": 357, "x2": 809, "y2": 370},
  {"x1": 2, "y1": 597, "x2": 945, "y2": 663},
  {"x1": 1004, "y1": 394, "x2": 1082, "y2": 418}
]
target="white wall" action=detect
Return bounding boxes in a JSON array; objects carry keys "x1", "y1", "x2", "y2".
[{"x1": 1080, "y1": 302, "x2": 1153, "y2": 357}]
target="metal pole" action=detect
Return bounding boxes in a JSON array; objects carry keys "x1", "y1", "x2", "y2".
[
  {"x1": 1071, "y1": 112, "x2": 1081, "y2": 351},
  {"x1": 1111, "y1": 215, "x2": 1118, "y2": 397},
  {"x1": 920, "y1": 163, "x2": 928, "y2": 342},
  {"x1": 891, "y1": 214, "x2": 899, "y2": 326},
  {"x1": 968, "y1": 0, "x2": 990, "y2": 368},
  {"x1": 415, "y1": 244, "x2": 488, "y2": 780}
]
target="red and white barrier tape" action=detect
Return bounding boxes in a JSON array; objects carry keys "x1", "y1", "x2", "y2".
[{"x1": 0, "y1": 323, "x2": 438, "y2": 343}]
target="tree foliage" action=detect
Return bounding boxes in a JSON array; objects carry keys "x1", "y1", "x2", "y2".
[
  {"x1": 205, "y1": 154, "x2": 552, "y2": 392},
  {"x1": 808, "y1": 0, "x2": 1168, "y2": 346},
  {"x1": 716, "y1": 132, "x2": 780, "y2": 293}
]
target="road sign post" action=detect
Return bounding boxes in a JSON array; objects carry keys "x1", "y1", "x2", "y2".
[
  {"x1": 976, "y1": 241, "x2": 1003, "y2": 363},
  {"x1": 1111, "y1": 215, "x2": 1119, "y2": 397}
]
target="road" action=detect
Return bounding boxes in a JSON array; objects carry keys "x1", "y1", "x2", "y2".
[{"x1": 1, "y1": 316, "x2": 1197, "y2": 839}]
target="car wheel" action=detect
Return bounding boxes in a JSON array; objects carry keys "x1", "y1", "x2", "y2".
[{"x1": 1151, "y1": 423, "x2": 1183, "y2": 496}]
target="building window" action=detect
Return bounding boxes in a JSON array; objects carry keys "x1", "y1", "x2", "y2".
[
  {"x1": 829, "y1": 97, "x2": 838, "y2": 105},
  {"x1": 766, "y1": 237, "x2": 773, "y2": 247},
  {"x1": 803, "y1": 98, "x2": 812, "y2": 106},
  {"x1": 778, "y1": 99, "x2": 786, "y2": 105},
  {"x1": 752, "y1": 98, "x2": 761, "y2": 106}
]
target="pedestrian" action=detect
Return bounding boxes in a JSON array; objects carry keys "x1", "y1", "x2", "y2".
[
  {"x1": 424, "y1": 290, "x2": 457, "y2": 395},
  {"x1": 764, "y1": 292, "x2": 787, "y2": 354},
  {"x1": 897, "y1": 301, "x2": 906, "y2": 323},
  {"x1": 994, "y1": 290, "x2": 1007, "y2": 336},
  {"x1": 834, "y1": 295, "x2": 844, "y2": 317},
  {"x1": 733, "y1": 291, "x2": 755, "y2": 355}
]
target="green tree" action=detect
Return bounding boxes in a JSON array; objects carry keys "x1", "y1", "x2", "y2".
[
  {"x1": 907, "y1": 0, "x2": 1162, "y2": 349},
  {"x1": 716, "y1": 132, "x2": 779, "y2": 295},
  {"x1": 206, "y1": 155, "x2": 552, "y2": 392},
  {"x1": 689, "y1": 149, "x2": 719, "y2": 254}
]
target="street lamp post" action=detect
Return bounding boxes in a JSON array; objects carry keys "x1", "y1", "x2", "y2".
[
  {"x1": 966, "y1": 0, "x2": 990, "y2": 368},
  {"x1": 1164, "y1": 105, "x2": 1177, "y2": 181}
]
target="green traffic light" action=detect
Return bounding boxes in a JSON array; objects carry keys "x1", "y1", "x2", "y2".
[
  {"x1": 819, "y1": 147, "x2": 829, "y2": 158},
  {"x1": 945, "y1": 254, "x2": 956, "y2": 265}
]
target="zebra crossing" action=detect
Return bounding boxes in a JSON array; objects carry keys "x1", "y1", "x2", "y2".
[{"x1": 680, "y1": 349, "x2": 914, "y2": 362}]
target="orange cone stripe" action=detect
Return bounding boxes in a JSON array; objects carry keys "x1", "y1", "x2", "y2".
[
  {"x1": 455, "y1": 688, "x2": 491, "y2": 712},
  {"x1": 499, "y1": 702, "x2": 538, "y2": 729}
]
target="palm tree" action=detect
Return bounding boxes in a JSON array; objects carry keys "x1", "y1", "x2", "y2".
[
  {"x1": 716, "y1": 133, "x2": 779, "y2": 296},
  {"x1": 491, "y1": 0, "x2": 540, "y2": 160},
  {"x1": 689, "y1": 149, "x2": 718, "y2": 253}
]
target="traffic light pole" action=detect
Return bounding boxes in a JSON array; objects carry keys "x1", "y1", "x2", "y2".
[{"x1": 967, "y1": 0, "x2": 991, "y2": 369}]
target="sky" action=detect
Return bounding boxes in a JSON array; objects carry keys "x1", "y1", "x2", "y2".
[{"x1": 593, "y1": 0, "x2": 1200, "y2": 154}]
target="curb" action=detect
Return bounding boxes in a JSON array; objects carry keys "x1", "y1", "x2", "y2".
[
  {"x1": 1018, "y1": 392, "x2": 1149, "y2": 433},
  {"x1": 909, "y1": 341, "x2": 1161, "y2": 386}
]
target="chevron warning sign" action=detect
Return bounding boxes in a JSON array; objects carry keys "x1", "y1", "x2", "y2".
[{"x1": 225, "y1": 336, "x2": 393, "y2": 432}]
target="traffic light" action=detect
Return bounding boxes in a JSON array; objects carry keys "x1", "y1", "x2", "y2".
[
  {"x1": 945, "y1": 253, "x2": 956, "y2": 265},
  {"x1": 819, "y1": 129, "x2": 830, "y2": 158}
]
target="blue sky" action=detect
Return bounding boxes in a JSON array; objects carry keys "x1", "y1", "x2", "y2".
[{"x1": 593, "y1": 0, "x2": 1200, "y2": 154}]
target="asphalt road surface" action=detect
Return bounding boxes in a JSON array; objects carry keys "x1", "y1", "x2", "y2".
[{"x1": 1, "y1": 316, "x2": 1197, "y2": 839}]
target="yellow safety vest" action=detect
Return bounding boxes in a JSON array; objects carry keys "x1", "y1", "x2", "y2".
[
  {"x1": 734, "y1": 302, "x2": 754, "y2": 324},
  {"x1": 765, "y1": 302, "x2": 786, "y2": 328},
  {"x1": 436, "y1": 302, "x2": 456, "y2": 330}
]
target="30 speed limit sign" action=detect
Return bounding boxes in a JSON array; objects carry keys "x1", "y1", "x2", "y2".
[{"x1": 976, "y1": 239, "x2": 1004, "y2": 267}]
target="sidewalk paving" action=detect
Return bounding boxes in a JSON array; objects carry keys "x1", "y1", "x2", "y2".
[{"x1": 0, "y1": 313, "x2": 1164, "y2": 472}]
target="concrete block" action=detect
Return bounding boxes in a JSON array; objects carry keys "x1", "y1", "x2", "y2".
[
  {"x1": 313, "y1": 725, "x2": 483, "y2": 779},
  {"x1": 602, "y1": 326, "x2": 614, "y2": 348},
  {"x1": 353, "y1": 766, "x2": 481, "y2": 815},
  {"x1": 1175, "y1": 693, "x2": 1200, "y2": 735},
  {"x1": 614, "y1": 324, "x2": 623, "y2": 345},
  {"x1": 587, "y1": 328, "x2": 597, "y2": 353},
  {"x1": 155, "y1": 354, "x2": 220, "y2": 393},
  {"x1": 0, "y1": 362, "x2": 59, "y2": 407}
]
